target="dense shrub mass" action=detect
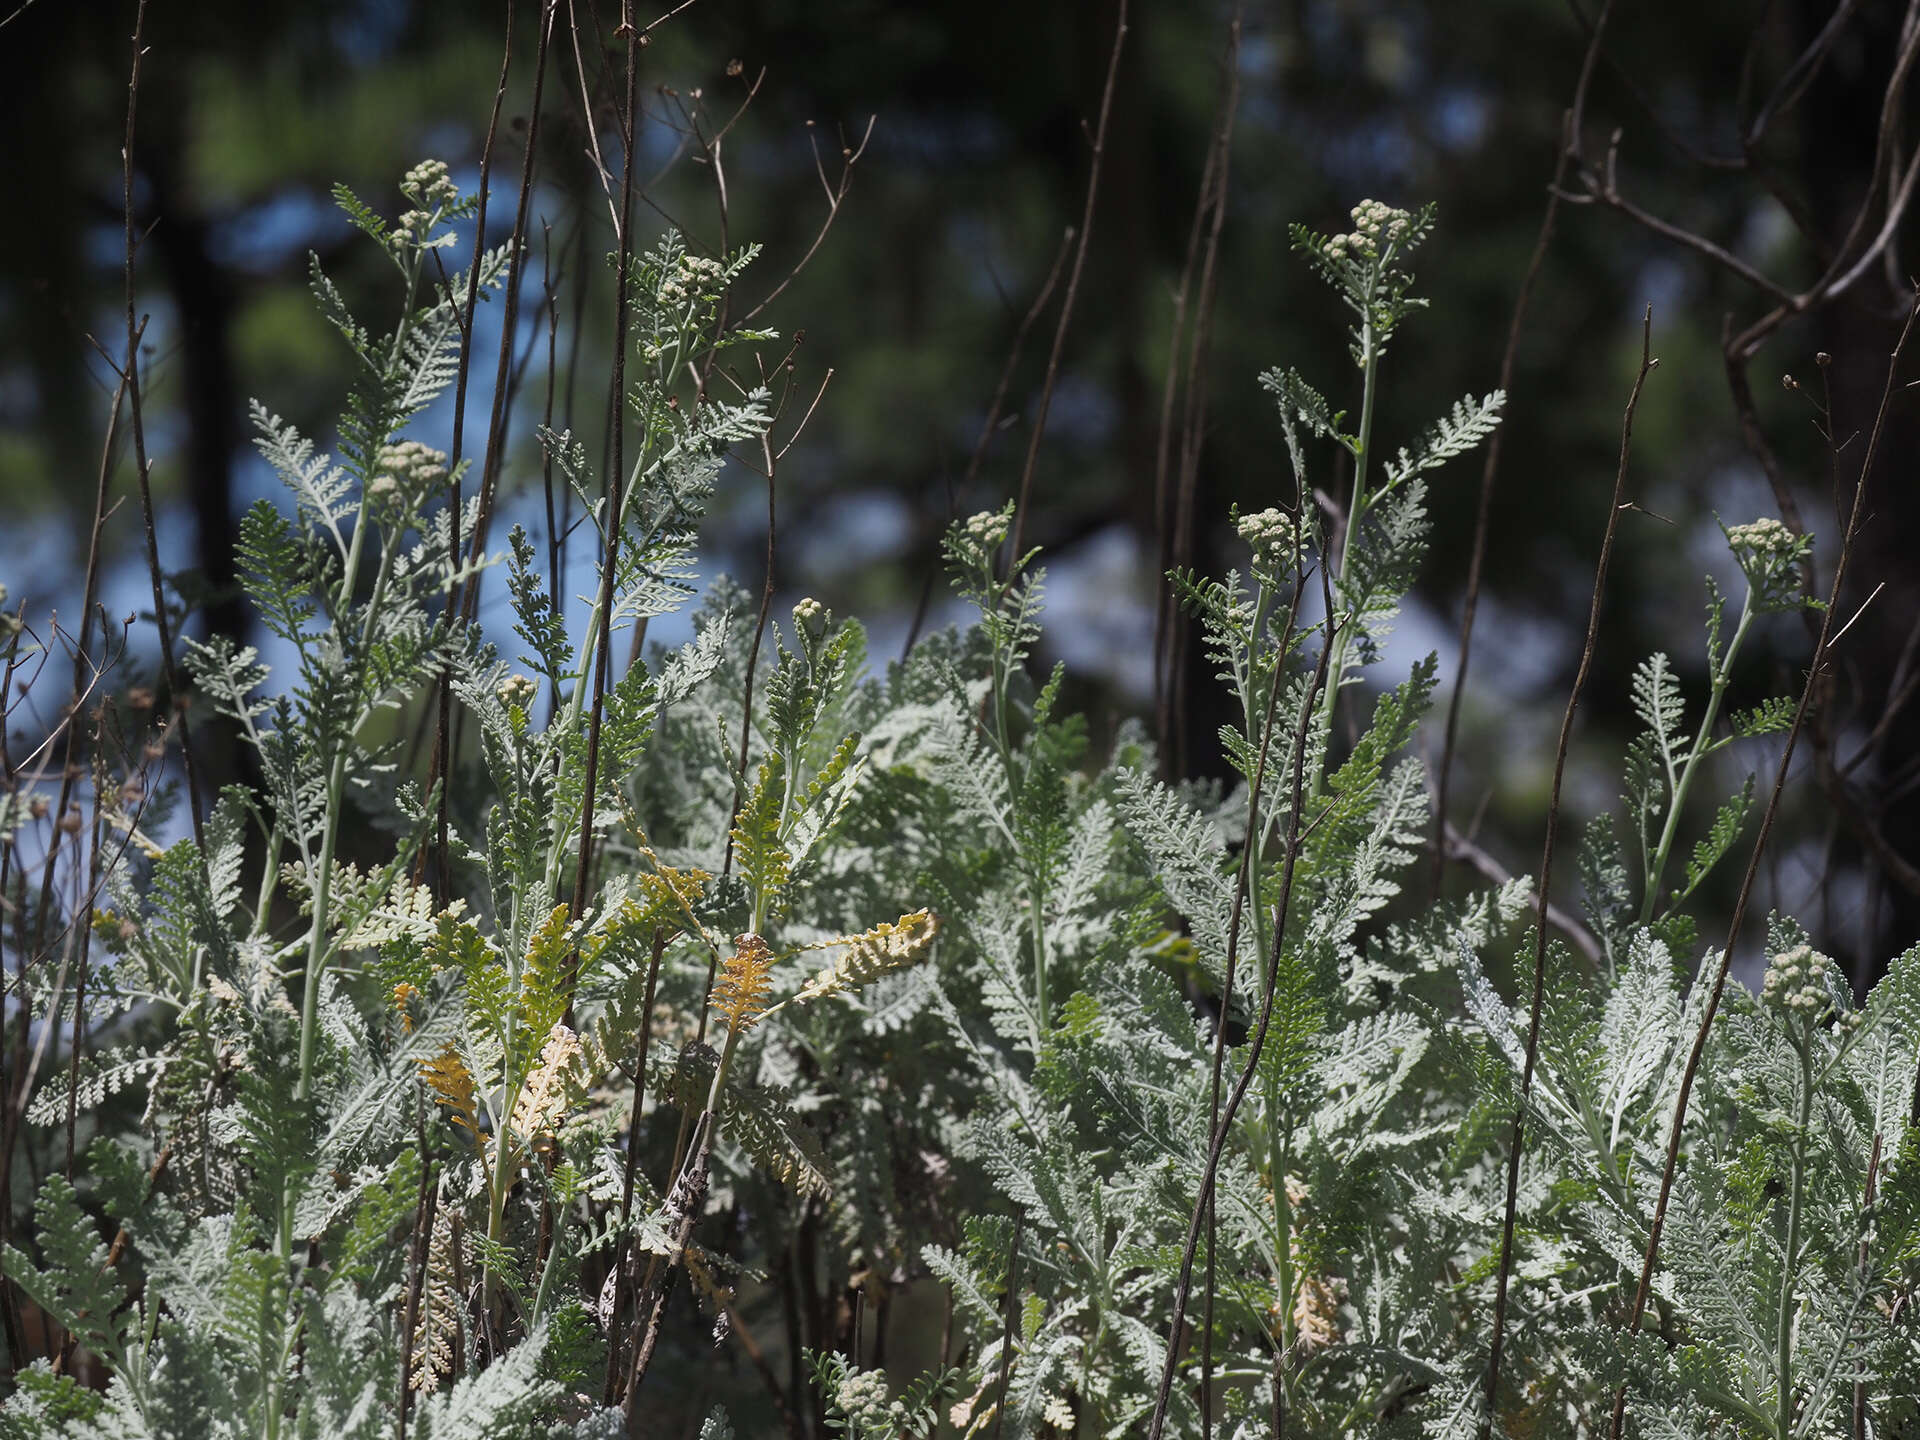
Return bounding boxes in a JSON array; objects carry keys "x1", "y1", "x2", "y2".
[{"x1": 2, "y1": 166, "x2": 1918, "y2": 1440}]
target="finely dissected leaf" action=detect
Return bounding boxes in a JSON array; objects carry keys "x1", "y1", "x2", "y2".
[
  {"x1": 730, "y1": 753, "x2": 793, "y2": 913},
  {"x1": 791, "y1": 909, "x2": 940, "y2": 1005},
  {"x1": 408, "y1": 1207, "x2": 462, "y2": 1396},
  {"x1": 1676, "y1": 772, "x2": 1754, "y2": 904},
  {"x1": 711, "y1": 934, "x2": 775, "y2": 1036},
  {"x1": 418, "y1": 1046, "x2": 484, "y2": 1158},
  {"x1": 1380, "y1": 390, "x2": 1505, "y2": 489},
  {"x1": 1632, "y1": 652, "x2": 1687, "y2": 780},
  {"x1": 1, "y1": 1177, "x2": 135, "y2": 1371}
]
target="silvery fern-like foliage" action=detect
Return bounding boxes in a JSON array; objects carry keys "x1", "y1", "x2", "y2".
[{"x1": 11, "y1": 174, "x2": 1920, "y2": 1440}]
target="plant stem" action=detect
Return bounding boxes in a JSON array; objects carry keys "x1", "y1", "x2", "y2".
[
  {"x1": 1309, "y1": 290, "x2": 1382, "y2": 796},
  {"x1": 1777, "y1": 1037, "x2": 1814, "y2": 1438},
  {"x1": 1270, "y1": 1082, "x2": 1292, "y2": 1437},
  {"x1": 1640, "y1": 588, "x2": 1755, "y2": 922}
]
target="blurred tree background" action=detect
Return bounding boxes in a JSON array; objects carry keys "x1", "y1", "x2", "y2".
[{"x1": 4, "y1": 0, "x2": 1918, "y2": 989}]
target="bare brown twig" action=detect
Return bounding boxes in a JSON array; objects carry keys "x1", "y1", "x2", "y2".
[
  {"x1": 1433, "y1": 0, "x2": 1618, "y2": 897},
  {"x1": 1483, "y1": 309, "x2": 1656, "y2": 1434},
  {"x1": 1007, "y1": 0, "x2": 1128, "y2": 563},
  {"x1": 1157, "y1": 5, "x2": 1243, "y2": 784}
]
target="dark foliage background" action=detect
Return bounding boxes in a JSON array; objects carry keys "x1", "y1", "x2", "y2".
[{"x1": 3, "y1": 0, "x2": 1917, "y2": 983}]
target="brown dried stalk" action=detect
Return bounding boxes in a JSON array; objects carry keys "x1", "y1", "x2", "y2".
[{"x1": 1481, "y1": 309, "x2": 1656, "y2": 1434}]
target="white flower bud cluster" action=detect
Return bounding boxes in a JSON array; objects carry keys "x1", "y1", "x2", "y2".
[
  {"x1": 659, "y1": 252, "x2": 726, "y2": 305},
  {"x1": 1724, "y1": 516, "x2": 1795, "y2": 556},
  {"x1": 791, "y1": 596, "x2": 829, "y2": 640},
  {"x1": 1724, "y1": 515, "x2": 1811, "y2": 614},
  {"x1": 370, "y1": 440, "x2": 449, "y2": 500},
  {"x1": 964, "y1": 510, "x2": 1009, "y2": 549},
  {"x1": 1324, "y1": 199, "x2": 1412, "y2": 260},
  {"x1": 835, "y1": 1368, "x2": 896, "y2": 1431},
  {"x1": 402, "y1": 159, "x2": 460, "y2": 209},
  {"x1": 1235, "y1": 507, "x2": 1297, "y2": 558},
  {"x1": 1762, "y1": 943, "x2": 1838, "y2": 1020},
  {"x1": 497, "y1": 674, "x2": 538, "y2": 714}
]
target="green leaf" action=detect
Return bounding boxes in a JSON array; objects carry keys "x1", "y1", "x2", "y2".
[{"x1": 1, "y1": 1176, "x2": 135, "y2": 1372}]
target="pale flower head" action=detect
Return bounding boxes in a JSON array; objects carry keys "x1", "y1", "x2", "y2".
[
  {"x1": 372, "y1": 439, "x2": 450, "y2": 508},
  {"x1": 1723, "y1": 514, "x2": 1814, "y2": 614},
  {"x1": 1235, "y1": 506, "x2": 1297, "y2": 558},
  {"x1": 792, "y1": 596, "x2": 829, "y2": 641},
  {"x1": 1761, "y1": 942, "x2": 1838, "y2": 1025},
  {"x1": 401, "y1": 158, "x2": 459, "y2": 208},
  {"x1": 964, "y1": 509, "x2": 1010, "y2": 548},
  {"x1": 835, "y1": 1368, "x2": 891, "y2": 1431},
  {"x1": 497, "y1": 673, "x2": 539, "y2": 715}
]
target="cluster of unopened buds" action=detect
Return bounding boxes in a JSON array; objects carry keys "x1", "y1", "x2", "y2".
[
  {"x1": 369, "y1": 440, "x2": 449, "y2": 502},
  {"x1": 1236, "y1": 506, "x2": 1297, "y2": 560},
  {"x1": 658, "y1": 251, "x2": 726, "y2": 305},
  {"x1": 401, "y1": 159, "x2": 460, "y2": 209},
  {"x1": 1724, "y1": 515, "x2": 1812, "y2": 614},
  {"x1": 791, "y1": 596, "x2": 829, "y2": 641},
  {"x1": 497, "y1": 673, "x2": 538, "y2": 715},
  {"x1": 834, "y1": 1368, "x2": 901, "y2": 1431},
  {"x1": 964, "y1": 509, "x2": 1009, "y2": 549},
  {"x1": 1762, "y1": 942, "x2": 1859, "y2": 1030},
  {"x1": 1324, "y1": 199, "x2": 1413, "y2": 260}
]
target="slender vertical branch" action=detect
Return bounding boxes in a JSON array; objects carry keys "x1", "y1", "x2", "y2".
[
  {"x1": 1433, "y1": 0, "x2": 1621, "y2": 895},
  {"x1": 1854, "y1": 1130, "x2": 1882, "y2": 1440},
  {"x1": 121, "y1": 0, "x2": 201, "y2": 848},
  {"x1": 62, "y1": 761, "x2": 101, "y2": 1181},
  {"x1": 1483, "y1": 311, "x2": 1656, "y2": 1435},
  {"x1": 1151, "y1": 118, "x2": 1220, "y2": 769},
  {"x1": 990, "y1": 1209, "x2": 1025, "y2": 1440},
  {"x1": 1161, "y1": 6, "x2": 1243, "y2": 782},
  {"x1": 603, "y1": 928, "x2": 665, "y2": 1406},
  {"x1": 567, "y1": 0, "x2": 642, "y2": 934},
  {"x1": 461, "y1": 0, "x2": 560, "y2": 614},
  {"x1": 1007, "y1": 0, "x2": 1128, "y2": 561},
  {"x1": 397, "y1": 1099, "x2": 437, "y2": 1437},
  {"x1": 429, "y1": 0, "x2": 514, "y2": 903}
]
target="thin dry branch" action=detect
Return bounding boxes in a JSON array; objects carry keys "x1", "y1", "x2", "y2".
[
  {"x1": 1434, "y1": 0, "x2": 1619, "y2": 897},
  {"x1": 1007, "y1": 0, "x2": 1129, "y2": 562},
  {"x1": 1483, "y1": 309, "x2": 1657, "y2": 1434}
]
